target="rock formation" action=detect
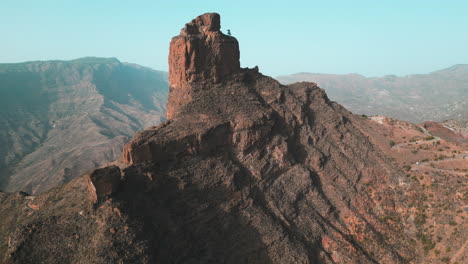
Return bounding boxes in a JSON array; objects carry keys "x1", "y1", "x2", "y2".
[
  {"x1": 167, "y1": 13, "x2": 240, "y2": 119},
  {"x1": 86, "y1": 166, "x2": 122, "y2": 203},
  {"x1": 0, "y1": 13, "x2": 424, "y2": 263}
]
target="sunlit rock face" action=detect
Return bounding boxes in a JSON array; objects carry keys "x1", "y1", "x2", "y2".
[{"x1": 167, "y1": 12, "x2": 240, "y2": 119}]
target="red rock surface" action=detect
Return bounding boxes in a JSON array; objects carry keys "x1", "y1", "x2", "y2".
[{"x1": 167, "y1": 13, "x2": 240, "y2": 119}]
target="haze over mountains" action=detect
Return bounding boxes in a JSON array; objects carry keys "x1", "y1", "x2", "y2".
[
  {"x1": 0, "y1": 58, "x2": 167, "y2": 194},
  {"x1": 1, "y1": 58, "x2": 466, "y2": 196},
  {"x1": 277, "y1": 64, "x2": 468, "y2": 123}
]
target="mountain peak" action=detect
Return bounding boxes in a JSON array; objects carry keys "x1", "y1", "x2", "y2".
[
  {"x1": 69, "y1": 57, "x2": 120, "y2": 64},
  {"x1": 432, "y1": 63, "x2": 468, "y2": 74},
  {"x1": 167, "y1": 13, "x2": 240, "y2": 119},
  {"x1": 450, "y1": 63, "x2": 468, "y2": 68}
]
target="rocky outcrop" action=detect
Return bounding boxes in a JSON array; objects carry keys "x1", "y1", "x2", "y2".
[
  {"x1": 117, "y1": 13, "x2": 415, "y2": 263},
  {"x1": 167, "y1": 12, "x2": 240, "y2": 119},
  {"x1": 86, "y1": 166, "x2": 122, "y2": 203}
]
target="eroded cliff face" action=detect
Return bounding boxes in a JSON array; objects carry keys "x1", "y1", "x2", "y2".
[
  {"x1": 1, "y1": 13, "x2": 417, "y2": 264},
  {"x1": 167, "y1": 13, "x2": 240, "y2": 119}
]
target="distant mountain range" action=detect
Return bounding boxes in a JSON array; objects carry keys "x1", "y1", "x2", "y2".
[
  {"x1": 1, "y1": 58, "x2": 466, "y2": 195},
  {"x1": 277, "y1": 64, "x2": 468, "y2": 123},
  {"x1": 0, "y1": 57, "x2": 168, "y2": 194}
]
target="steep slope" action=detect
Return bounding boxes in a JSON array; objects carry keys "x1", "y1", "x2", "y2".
[
  {"x1": 0, "y1": 58, "x2": 168, "y2": 194},
  {"x1": 1, "y1": 13, "x2": 418, "y2": 263},
  {"x1": 276, "y1": 66, "x2": 468, "y2": 123}
]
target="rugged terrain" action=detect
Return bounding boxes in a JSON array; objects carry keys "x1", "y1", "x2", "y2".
[
  {"x1": 0, "y1": 13, "x2": 465, "y2": 264},
  {"x1": 442, "y1": 120, "x2": 468, "y2": 138},
  {"x1": 276, "y1": 67, "x2": 468, "y2": 123},
  {"x1": 354, "y1": 116, "x2": 467, "y2": 264},
  {"x1": 0, "y1": 58, "x2": 168, "y2": 194}
]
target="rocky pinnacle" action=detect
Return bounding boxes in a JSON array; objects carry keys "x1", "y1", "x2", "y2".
[{"x1": 167, "y1": 13, "x2": 241, "y2": 119}]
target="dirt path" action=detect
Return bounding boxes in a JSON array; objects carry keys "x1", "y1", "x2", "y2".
[
  {"x1": 392, "y1": 129, "x2": 467, "y2": 175},
  {"x1": 24, "y1": 196, "x2": 39, "y2": 211},
  {"x1": 451, "y1": 239, "x2": 468, "y2": 263},
  {"x1": 392, "y1": 136, "x2": 441, "y2": 149},
  {"x1": 411, "y1": 165, "x2": 466, "y2": 176},
  {"x1": 411, "y1": 153, "x2": 467, "y2": 175}
]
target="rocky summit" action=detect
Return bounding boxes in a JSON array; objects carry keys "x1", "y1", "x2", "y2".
[
  {"x1": 167, "y1": 12, "x2": 240, "y2": 119},
  {"x1": 0, "y1": 13, "x2": 426, "y2": 263}
]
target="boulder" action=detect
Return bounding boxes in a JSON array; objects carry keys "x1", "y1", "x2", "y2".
[{"x1": 86, "y1": 166, "x2": 121, "y2": 203}]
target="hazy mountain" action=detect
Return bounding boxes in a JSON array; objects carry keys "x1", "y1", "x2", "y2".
[
  {"x1": 0, "y1": 57, "x2": 168, "y2": 194},
  {"x1": 276, "y1": 65, "x2": 468, "y2": 123}
]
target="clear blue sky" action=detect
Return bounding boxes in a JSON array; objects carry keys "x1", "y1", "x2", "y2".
[{"x1": 1, "y1": 0, "x2": 467, "y2": 77}]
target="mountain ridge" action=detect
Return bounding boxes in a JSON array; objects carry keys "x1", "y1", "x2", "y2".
[
  {"x1": 285, "y1": 64, "x2": 468, "y2": 78},
  {"x1": 277, "y1": 65, "x2": 468, "y2": 123},
  {"x1": 0, "y1": 58, "x2": 168, "y2": 194}
]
